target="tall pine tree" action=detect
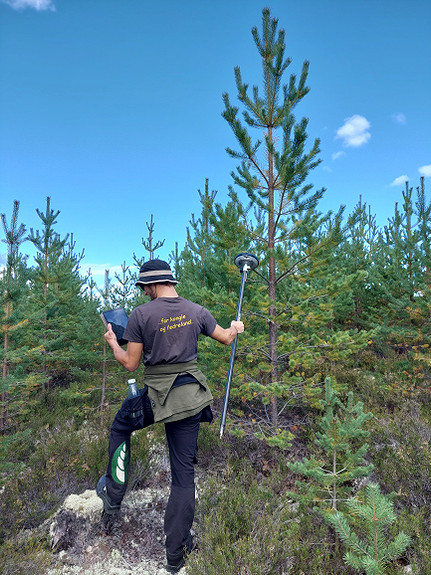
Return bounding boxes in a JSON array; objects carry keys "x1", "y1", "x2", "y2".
[
  {"x1": 26, "y1": 198, "x2": 90, "y2": 387},
  {"x1": 376, "y1": 178, "x2": 431, "y2": 392},
  {"x1": 0, "y1": 201, "x2": 29, "y2": 430},
  {"x1": 220, "y1": 8, "x2": 363, "y2": 435}
]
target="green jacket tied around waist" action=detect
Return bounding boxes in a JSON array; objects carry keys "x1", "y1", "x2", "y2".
[{"x1": 144, "y1": 359, "x2": 213, "y2": 423}]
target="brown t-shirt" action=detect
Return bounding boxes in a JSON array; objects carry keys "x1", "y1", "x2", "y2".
[{"x1": 123, "y1": 297, "x2": 217, "y2": 366}]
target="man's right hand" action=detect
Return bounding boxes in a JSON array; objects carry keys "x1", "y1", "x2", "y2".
[
  {"x1": 104, "y1": 323, "x2": 118, "y2": 346},
  {"x1": 103, "y1": 324, "x2": 143, "y2": 371}
]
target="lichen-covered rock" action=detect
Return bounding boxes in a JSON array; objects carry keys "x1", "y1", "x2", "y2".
[
  {"x1": 62, "y1": 489, "x2": 103, "y2": 518},
  {"x1": 46, "y1": 485, "x2": 187, "y2": 574}
]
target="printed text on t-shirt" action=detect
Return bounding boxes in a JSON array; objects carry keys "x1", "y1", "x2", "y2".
[{"x1": 159, "y1": 314, "x2": 193, "y2": 333}]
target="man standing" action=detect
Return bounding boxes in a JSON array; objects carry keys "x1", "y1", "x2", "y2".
[{"x1": 97, "y1": 259, "x2": 244, "y2": 573}]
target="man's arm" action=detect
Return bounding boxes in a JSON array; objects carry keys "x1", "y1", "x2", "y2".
[
  {"x1": 210, "y1": 320, "x2": 244, "y2": 345},
  {"x1": 104, "y1": 323, "x2": 143, "y2": 371}
]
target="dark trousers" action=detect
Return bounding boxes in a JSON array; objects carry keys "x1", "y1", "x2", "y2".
[{"x1": 105, "y1": 387, "x2": 208, "y2": 560}]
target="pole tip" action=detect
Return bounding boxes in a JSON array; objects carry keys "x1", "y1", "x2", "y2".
[{"x1": 234, "y1": 253, "x2": 259, "y2": 272}]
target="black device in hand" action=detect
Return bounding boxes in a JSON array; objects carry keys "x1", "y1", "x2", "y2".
[{"x1": 100, "y1": 308, "x2": 129, "y2": 346}]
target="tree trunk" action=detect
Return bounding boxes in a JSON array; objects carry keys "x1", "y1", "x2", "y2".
[
  {"x1": 1, "y1": 302, "x2": 10, "y2": 430},
  {"x1": 267, "y1": 125, "x2": 279, "y2": 426},
  {"x1": 100, "y1": 342, "x2": 107, "y2": 423}
]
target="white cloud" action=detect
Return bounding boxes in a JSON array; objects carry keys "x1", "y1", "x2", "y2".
[
  {"x1": 390, "y1": 175, "x2": 409, "y2": 187},
  {"x1": 1, "y1": 0, "x2": 55, "y2": 10},
  {"x1": 82, "y1": 263, "x2": 126, "y2": 280},
  {"x1": 392, "y1": 113, "x2": 406, "y2": 125},
  {"x1": 419, "y1": 165, "x2": 431, "y2": 177},
  {"x1": 336, "y1": 115, "x2": 371, "y2": 148},
  {"x1": 332, "y1": 151, "x2": 346, "y2": 161}
]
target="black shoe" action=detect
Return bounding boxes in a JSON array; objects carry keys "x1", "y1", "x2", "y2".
[
  {"x1": 101, "y1": 511, "x2": 118, "y2": 534},
  {"x1": 165, "y1": 531, "x2": 196, "y2": 573},
  {"x1": 184, "y1": 530, "x2": 197, "y2": 553},
  {"x1": 96, "y1": 475, "x2": 121, "y2": 516},
  {"x1": 165, "y1": 556, "x2": 185, "y2": 573}
]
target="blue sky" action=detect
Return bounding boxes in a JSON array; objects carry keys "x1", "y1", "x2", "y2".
[{"x1": 1, "y1": 0, "x2": 430, "y2": 285}]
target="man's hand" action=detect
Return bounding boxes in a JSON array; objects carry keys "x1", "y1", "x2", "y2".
[
  {"x1": 231, "y1": 320, "x2": 244, "y2": 334},
  {"x1": 103, "y1": 323, "x2": 143, "y2": 371},
  {"x1": 104, "y1": 323, "x2": 118, "y2": 347},
  {"x1": 210, "y1": 320, "x2": 245, "y2": 345}
]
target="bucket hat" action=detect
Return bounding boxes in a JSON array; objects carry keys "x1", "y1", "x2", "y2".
[{"x1": 135, "y1": 259, "x2": 178, "y2": 287}]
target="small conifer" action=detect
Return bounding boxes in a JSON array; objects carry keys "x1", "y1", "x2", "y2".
[
  {"x1": 287, "y1": 377, "x2": 374, "y2": 510},
  {"x1": 325, "y1": 483, "x2": 411, "y2": 575}
]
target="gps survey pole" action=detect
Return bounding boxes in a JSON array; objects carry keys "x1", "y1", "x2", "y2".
[{"x1": 220, "y1": 253, "x2": 259, "y2": 439}]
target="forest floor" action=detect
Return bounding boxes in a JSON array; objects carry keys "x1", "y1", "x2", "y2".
[
  {"x1": 46, "y1": 486, "x2": 181, "y2": 575},
  {"x1": 43, "y1": 435, "x2": 192, "y2": 575}
]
